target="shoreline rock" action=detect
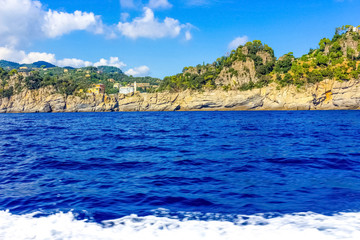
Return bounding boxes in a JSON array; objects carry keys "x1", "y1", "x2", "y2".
[{"x1": 1, "y1": 79, "x2": 360, "y2": 113}]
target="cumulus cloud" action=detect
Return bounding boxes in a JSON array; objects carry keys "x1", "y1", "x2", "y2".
[
  {"x1": 121, "y1": 12, "x2": 131, "y2": 22},
  {"x1": 228, "y1": 36, "x2": 249, "y2": 50},
  {"x1": 125, "y1": 65, "x2": 150, "y2": 76},
  {"x1": 56, "y1": 58, "x2": 93, "y2": 68},
  {"x1": 185, "y1": 31, "x2": 192, "y2": 41},
  {"x1": 120, "y1": 0, "x2": 172, "y2": 9},
  {"x1": 148, "y1": 0, "x2": 172, "y2": 9},
  {"x1": 120, "y1": 0, "x2": 137, "y2": 8},
  {"x1": 186, "y1": 0, "x2": 211, "y2": 6},
  {"x1": 0, "y1": 47, "x2": 130, "y2": 70},
  {"x1": 0, "y1": 0, "x2": 44, "y2": 47},
  {"x1": 93, "y1": 57, "x2": 127, "y2": 69},
  {"x1": 0, "y1": 0, "x2": 104, "y2": 47},
  {"x1": 0, "y1": 0, "x2": 193, "y2": 48},
  {"x1": 43, "y1": 10, "x2": 103, "y2": 38},
  {"x1": 21, "y1": 52, "x2": 57, "y2": 64},
  {"x1": 0, "y1": 47, "x2": 27, "y2": 63},
  {"x1": 117, "y1": 7, "x2": 191, "y2": 40},
  {"x1": 0, "y1": 47, "x2": 57, "y2": 64}
]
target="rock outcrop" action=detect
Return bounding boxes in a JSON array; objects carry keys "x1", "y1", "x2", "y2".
[
  {"x1": 1, "y1": 79, "x2": 359, "y2": 113},
  {"x1": 215, "y1": 59, "x2": 257, "y2": 87}
]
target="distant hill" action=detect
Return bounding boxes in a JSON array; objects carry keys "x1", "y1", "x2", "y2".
[
  {"x1": 0, "y1": 61, "x2": 124, "y2": 74},
  {"x1": 0, "y1": 60, "x2": 20, "y2": 70},
  {"x1": 31, "y1": 61, "x2": 56, "y2": 68},
  {"x1": 0, "y1": 60, "x2": 56, "y2": 69},
  {"x1": 97, "y1": 66, "x2": 123, "y2": 74},
  {"x1": 19, "y1": 63, "x2": 37, "y2": 69},
  {"x1": 159, "y1": 24, "x2": 360, "y2": 92}
]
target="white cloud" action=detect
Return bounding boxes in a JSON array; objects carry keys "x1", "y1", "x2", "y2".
[
  {"x1": 125, "y1": 65, "x2": 150, "y2": 76},
  {"x1": 186, "y1": 0, "x2": 210, "y2": 6},
  {"x1": 57, "y1": 58, "x2": 93, "y2": 68},
  {"x1": 117, "y1": 7, "x2": 190, "y2": 40},
  {"x1": 0, "y1": 47, "x2": 90, "y2": 67},
  {"x1": 0, "y1": 0, "x2": 44, "y2": 47},
  {"x1": 120, "y1": 0, "x2": 137, "y2": 8},
  {"x1": 21, "y1": 52, "x2": 57, "y2": 64},
  {"x1": 148, "y1": 0, "x2": 172, "y2": 9},
  {"x1": 0, "y1": 0, "x2": 194, "y2": 47},
  {"x1": 0, "y1": 47, "x2": 57, "y2": 64},
  {"x1": 43, "y1": 10, "x2": 103, "y2": 38},
  {"x1": 228, "y1": 36, "x2": 249, "y2": 50},
  {"x1": 0, "y1": 46, "x2": 151, "y2": 76},
  {"x1": 121, "y1": 12, "x2": 130, "y2": 22},
  {"x1": 0, "y1": 47, "x2": 129, "y2": 69},
  {"x1": 185, "y1": 31, "x2": 192, "y2": 41},
  {"x1": 0, "y1": 47, "x2": 27, "y2": 63},
  {"x1": 93, "y1": 57, "x2": 127, "y2": 69},
  {"x1": 120, "y1": 0, "x2": 172, "y2": 10},
  {"x1": 0, "y1": 0, "x2": 104, "y2": 47}
]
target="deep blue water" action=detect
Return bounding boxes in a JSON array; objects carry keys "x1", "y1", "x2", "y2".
[{"x1": 0, "y1": 111, "x2": 360, "y2": 222}]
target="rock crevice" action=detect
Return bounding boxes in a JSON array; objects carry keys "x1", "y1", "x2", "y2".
[{"x1": 1, "y1": 79, "x2": 360, "y2": 113}]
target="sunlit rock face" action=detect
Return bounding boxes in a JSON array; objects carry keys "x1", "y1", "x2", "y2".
[{"x1": 1, "y1": 78, "x2": 360, "y2": 113}]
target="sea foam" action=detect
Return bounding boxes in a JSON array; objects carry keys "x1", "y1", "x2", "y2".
[{"x1": 1, "y1": 210, "x2": 360, "y2": 240}]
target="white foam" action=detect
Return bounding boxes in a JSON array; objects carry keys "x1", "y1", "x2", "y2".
[{"x1": 1, "y1": 210, "x2": 360, "y2": 240}]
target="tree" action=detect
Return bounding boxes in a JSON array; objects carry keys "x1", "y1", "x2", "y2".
[
  {"x1": 347, "y1": 47, "x2": 356, "y2": 60},
  {"x1": 9, "y1": 69, "x2": 18, "y2": 75},
  {"x1": 329, "y1": 42, "x2": 343, "y2": 59},
  {"x1": 274, "y1": 53, "x2": 294, "y2": 73},
  {"x1": 319, "y1": 38, "x2": 331, "y2": 51},
  {"x1": 1, "y1": 86, "x2": 14, "y2": 98},
  {"x1": 25, "y1": 72, "x2": 43, "y2": 90},
  {"x1": 315, "y1": 54, "x2": 329, "y2": 66}
]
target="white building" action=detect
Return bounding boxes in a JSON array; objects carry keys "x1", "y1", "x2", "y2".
[
  {"x1": 119, "y1": 87, "x2": 134, "y2": 94},
  {"x1": 349, "y1": 26, "x2": 360, "y2": 33},
  {"x1": 119, "y1": 82, "x2": 137, "y2": 94}
]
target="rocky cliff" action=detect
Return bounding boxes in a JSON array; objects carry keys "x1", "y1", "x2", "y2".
[
  {"x1": 1, "y1": 25, "x2": 360, "y2": 113},
  {"x1": 1, "y1": 78, "x2": 359, "y2": 113}
]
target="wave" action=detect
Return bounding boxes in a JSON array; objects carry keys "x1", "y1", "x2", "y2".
[{"x1": 1, "y1": 211, "x2": 360, "y2": 239}]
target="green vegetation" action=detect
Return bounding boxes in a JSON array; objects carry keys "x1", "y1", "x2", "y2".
[
  {"x1": 0, "y1": 67, "x2": 12, "y2": 98},
  {"x1": 0, "y1": 60, "x2": 20, "y2": 70},
  {"x1": 159, "y1": 40, "x2": 276, "y2": 91},
  {"x1": 32, "y1": 61, "x2": 56, "y2": 68},
  {"x1": 274, "y1": 53, "x2": 294, "y2": 73},
  {"x1": 275, "y1": 25, "x2": 360, "y2": 87},
  {"x1": 1, "y1": 25, "x2": 360, "y2": 97},
  {"x1": 159, "y1": 25, "x2": 360, "y2": 92},
  {"x1": 0, "y1": 65, "x2": 160, "y2": 98}
]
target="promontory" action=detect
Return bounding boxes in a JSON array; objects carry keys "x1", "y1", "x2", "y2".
[{"x1": 1, "y1": 25, "x2": 360, "y2": 113}]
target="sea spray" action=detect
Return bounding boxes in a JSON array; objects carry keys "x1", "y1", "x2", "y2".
[{"x1": 1, "y1": 211, "x2": 360, "y2": 240}]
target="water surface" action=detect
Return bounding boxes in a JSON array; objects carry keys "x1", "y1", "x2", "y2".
[{"x1": 0, "y1": 111, "x2": 359, "y2": 239}]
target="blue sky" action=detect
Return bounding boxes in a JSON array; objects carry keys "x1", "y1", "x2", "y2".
[{"x1": 0, "y1": 0, "x2": 359, "y2": 78}]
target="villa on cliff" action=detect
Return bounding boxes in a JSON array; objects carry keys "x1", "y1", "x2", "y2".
[
  {"x1": 349, "y1": 26, "x2": 360, "y2": 33},
  {"x1": 88, "y1": 84, "x2": 105, "y2": 94},
  {"x1": 132, "y1": 82, "x2": 150, "y2": 90},
  {"x1": 118, "y1": 82, "x2": 157, "y2": 94},
  {"x1": 119, "y1": 82, "x2": 137, "y2": 94}
]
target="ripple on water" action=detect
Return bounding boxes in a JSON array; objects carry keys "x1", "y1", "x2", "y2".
[{"x1": 0, "y1": 111, "x2": 360, "y2": 221}]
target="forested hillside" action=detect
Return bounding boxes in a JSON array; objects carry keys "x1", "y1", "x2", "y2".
[
  {"x1": 0, "y1": 65, "x2": 160, "y2": 98},
  {"x1": 159, "y1": 25, "x2": 360, "y2": 92},
  {"x1": 1, "y1": 25, "x2": 360, "y2": 99}
]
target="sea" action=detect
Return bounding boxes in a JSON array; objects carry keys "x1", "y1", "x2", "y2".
[{"x1": 0, "y1": 111, "x2": 360, "y2": 239}]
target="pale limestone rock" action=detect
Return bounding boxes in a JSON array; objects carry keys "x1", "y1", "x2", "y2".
[
  {"x1": 256, "y1": 51, "x2": 273, "y2": 65},
  {"x1": 1, "y1": 79, "x2": 360, "y2": 113},
  {"x1": 216, "y1": 58, "x2": 257, "y2": 87}
]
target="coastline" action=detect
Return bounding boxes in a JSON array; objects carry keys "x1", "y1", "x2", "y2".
[{"x1": 1, "y1": 79, "x2": 359, "y2": 113}]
